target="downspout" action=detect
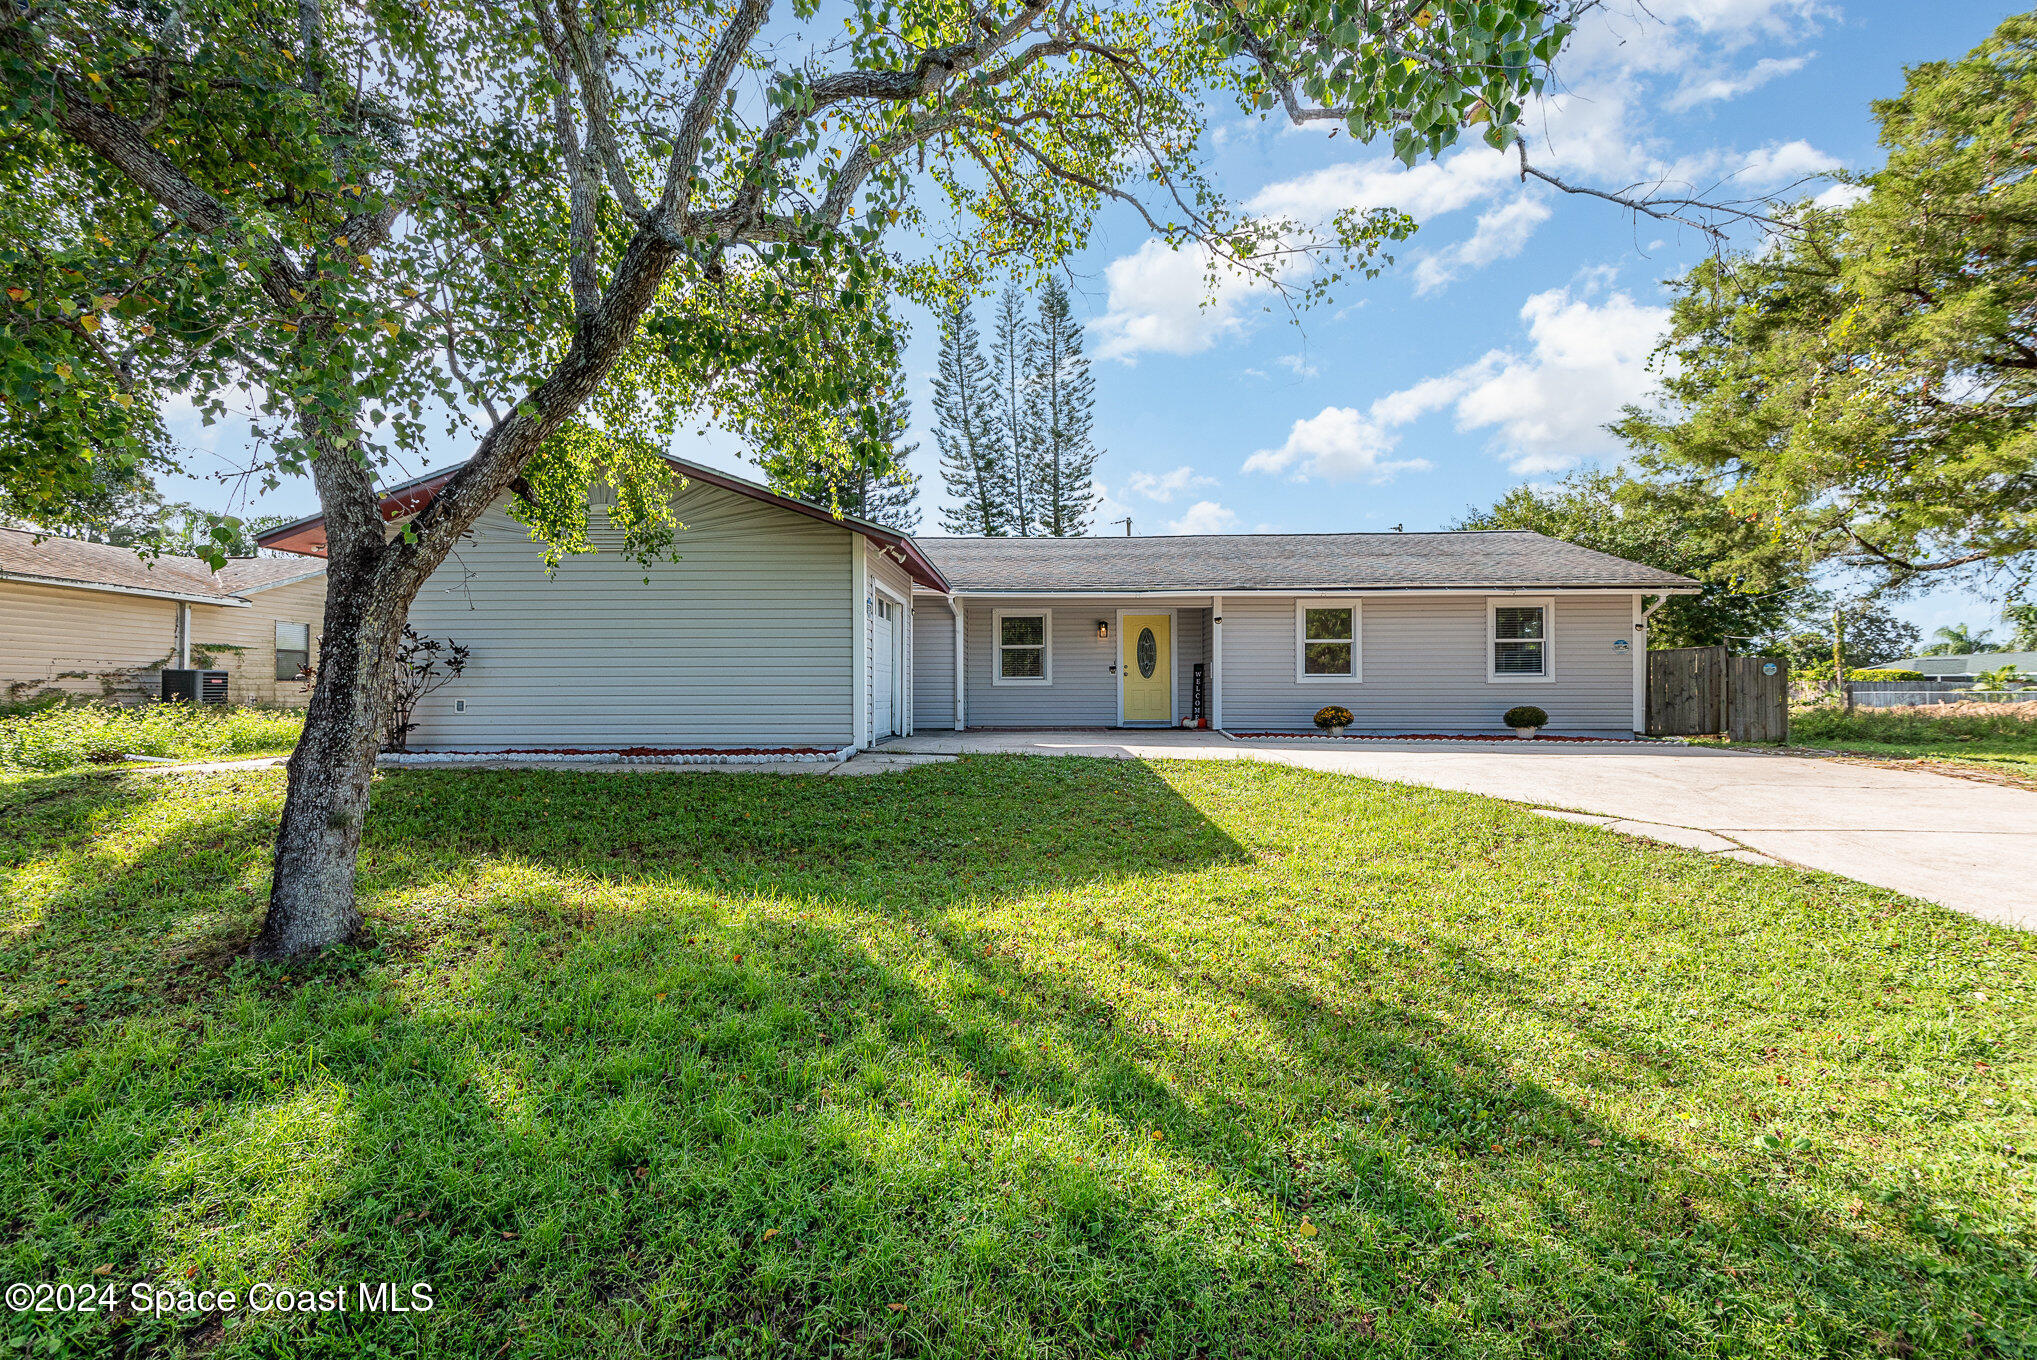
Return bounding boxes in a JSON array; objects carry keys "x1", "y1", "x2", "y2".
[
  {"x1": 948, "y1": 595, "x2": 965, "y2": 731},
  {"x1": 1210, "y1": 594, "x2": 1223, "y2": 731}
]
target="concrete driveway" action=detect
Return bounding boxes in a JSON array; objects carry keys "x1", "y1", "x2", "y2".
[{"x1": 881, "y1": 729, "x2": 2037, "y2": 930}]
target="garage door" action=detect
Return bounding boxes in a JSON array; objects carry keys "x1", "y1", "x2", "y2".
[{"x1": 873, "y1": 606, "x2": 895, "y2": 738}]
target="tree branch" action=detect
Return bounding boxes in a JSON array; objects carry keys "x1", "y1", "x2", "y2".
[
  {"x1": 652, "y1": 0, "x2": 774, "y2": 225},
  {"x1": 534, "y1": 4, "x2": 603, "y2": 316}
]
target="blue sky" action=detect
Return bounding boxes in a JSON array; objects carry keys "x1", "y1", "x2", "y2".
[{"x1": 166, "y1": 0, "x2": 2018, "y2": 639}]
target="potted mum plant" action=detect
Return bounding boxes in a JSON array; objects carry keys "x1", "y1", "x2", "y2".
[
  {"x1": 1504, "y1": 705, "x2": 1547, "y2": 739},
  {"x1": 1314, "y1": 705, "x2": 1354, "y2": 737}
]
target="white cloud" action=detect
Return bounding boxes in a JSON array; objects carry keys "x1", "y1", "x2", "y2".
[
  {"x1": 1733, "y1": 138, "x2": 1839, "y2": 187},
  {"x1": 1368, "y1": 285, "x2": 1671, "y2": 474},
  {"x1": 1667, "y1": 54, "x2": 1809, "y2": 110},
  {"x1": 1812, "y1": 181, "x2": 1870, "y2": 210},
  {"x1": 1275, "y1": 353, "x2": 1320, "y2": 379},
  {"x1": 1243, "y1": 407, "x2": 1432, "y2": 483},
  {"x1": 1089, "y1": 239, "x2": 1299, "y2": 363},
  {"x1": 1125, "y1": 466, "x2": 1217, "y2": 502},
  {"x1": 1090, "y1": 0, "x2": 1831, "y2": 355},
  {"x1": 1167, "y1": 500, "x2": 1241, "y2": 535},
  {"x1": 1246, "y1": 148, "x2": 1516, "y2": 223},
  {"x1": 1413, "y1": 197, "x2": 1553, "y2": 295},
  {"x1": 1369, "y1": 372, "x2": 1474, "y2": 428}
]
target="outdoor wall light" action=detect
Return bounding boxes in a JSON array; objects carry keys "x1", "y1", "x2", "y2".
[{"x1": 1096, "y1": 621, "x2": 1110, "y2": 640}]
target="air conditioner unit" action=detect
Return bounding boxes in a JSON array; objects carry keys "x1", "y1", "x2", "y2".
[{"x1": 161, "y1": 669, "x2": 229, "y2": 704}]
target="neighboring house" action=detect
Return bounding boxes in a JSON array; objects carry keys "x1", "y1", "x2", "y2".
[
  {"x1": 0, "y1": 528, "x2": 326, "y2": 706},
  {"x1": 257, "y1": 454, "x2": 1696, "y2": 751},
  {"x1": 1887, "y1": 651, "x2": 2037, "y2": 682}
]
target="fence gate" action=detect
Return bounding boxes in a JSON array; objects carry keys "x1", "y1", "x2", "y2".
[
  {"x1": 1725, "y1": 655, "x2": 1789, "y2": 742},
  {"x1": 1646, "y1": 646, "x2": 1788, "y2": 740}
]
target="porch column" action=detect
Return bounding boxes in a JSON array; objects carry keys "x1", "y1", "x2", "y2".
[
  {"x1": 176, "y1": 602, "x2": 191, "y2": 669},
  {"x1": 1210, "y1": 594, "x2": 1223, "y2": 730},
  {"x1": 851, "y1": 537, "x2": 870, "y2": 750},
  {"x1": 949, "y1": 596, "x2": 965, "y2": 731}
]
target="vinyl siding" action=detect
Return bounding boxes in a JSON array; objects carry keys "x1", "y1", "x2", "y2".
[
  {"x1": 911, "y1": 597, "x2": 956, "y2": 729},
  {"x1": 958, "y1": 596, "x2": 1213, "y2": 728},
  {"x1": 1220, "y1": 593, "x2": 1637, "y2": 734},
  {"x1": 0, "y1": 574, "x2": 324, "y2": 707},
  {"x1": 403, "y1": 482, "x2": 855, "y2": 750},
  {"x1": 867, "y1": 547, "x2": 915, "y2": 739},
  {"x1": 0, "y1": 580, "x2": 180, "y2": 702},
  {"x1": 189, "y1": 575, "x2": 327, "y2": 707}
]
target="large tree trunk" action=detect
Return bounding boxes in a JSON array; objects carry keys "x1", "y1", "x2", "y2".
[
  {"x1": 250, "y1": 233, "x2": 680, "y2": 958},
  {"x1": 252, "y1": 557, "x2": 407, "y2": 957}
]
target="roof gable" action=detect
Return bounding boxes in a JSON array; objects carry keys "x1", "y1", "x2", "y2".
[{"x1": 256, "y1": 454, "x2": 950, "y2": 590}]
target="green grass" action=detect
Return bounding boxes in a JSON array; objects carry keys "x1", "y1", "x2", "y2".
[
  {"x1": 3, "y1": 758, "x2": 2033, "y2": 1358},
  {"x1": 1793, "y1": 702, "x2": 2037, "y2": 747},
  {"x1": 1784, "y1": 703, "x2": 2037, "y2": 783},
  {"x1": 1801, "y1": 739, "x2": 2037, "y2": 779},
  {"x1": 0, "y1": 703, "x2": 303, "y2": 776}
]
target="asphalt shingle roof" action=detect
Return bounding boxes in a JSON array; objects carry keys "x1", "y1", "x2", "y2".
[
  {"x1": 914, "y1": 531, "x2": 1696, "y2": 593},
  {"x1": 0, "y1": 528, "x2": 322, "y2": 602}
]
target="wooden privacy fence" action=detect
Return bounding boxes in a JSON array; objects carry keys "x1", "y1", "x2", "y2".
[{"x1": 1647, "y1": 646, "x2": 1789, "y2": 742}]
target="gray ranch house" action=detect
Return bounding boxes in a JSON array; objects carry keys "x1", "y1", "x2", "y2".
[{"x1": 259, "y1": 455, "x2": 1697, "y2": 753}]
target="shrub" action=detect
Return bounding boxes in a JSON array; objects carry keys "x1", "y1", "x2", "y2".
[
  {"x1": 383, "y1": 627, "x2": 472, "y2": 752},
  {"x1": 1846, "y1": 669, "x2": 1927, "y2": 682},
  {"x1": 1503, "y1": 705, "x2": 1548, "y2": 729},
  {"x1": 1313, "y1": 705, "x2": 1353, "y2": 730},
  {"x1": 0, "y1": 702, "x2": 305, "y2": 773},
  {"x1": 1792, "y1": 701, "x2": 2037, "y2": 746}
]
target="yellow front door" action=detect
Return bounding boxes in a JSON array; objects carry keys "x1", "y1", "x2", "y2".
[{"x1": 1121, "y1": 613, "x2": 1172, "y2": 724}]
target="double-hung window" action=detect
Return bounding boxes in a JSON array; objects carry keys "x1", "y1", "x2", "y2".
[
  {"x1": 1295, "y1": 601, "x2": 1360, "y2": 681},
  {"x1": 1488, "y1": 598, "x2": 1553, "y2": 681},
  {"x1": 275, "y1": 621, "x2": 311, "y2": 681},
  {"x1": 993, "y1": 610, "x2": 1051, "y2": 685}
]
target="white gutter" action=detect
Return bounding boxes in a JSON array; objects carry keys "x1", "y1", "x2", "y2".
[{"x1": 0, "y1": 569, "x2": 252, "y2": 608}]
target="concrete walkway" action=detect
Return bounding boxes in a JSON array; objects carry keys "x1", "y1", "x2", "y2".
[{"x1": 881, "y1": 729, "x2": 2037, "y2": 930}]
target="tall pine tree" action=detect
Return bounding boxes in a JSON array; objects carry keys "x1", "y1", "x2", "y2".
[
  {"x1": 1025, "y1": 277, "x2": 1102, "y2": 536},
  {"x1": 762, "y1": 367, "x2": 922, "y2": 530},
  {"x1": 990, "y1": 283, "x2": 1035, "y2": 536},
  {"x1": 931, "y1": 295, "x2": 1009, "y2": 535}
]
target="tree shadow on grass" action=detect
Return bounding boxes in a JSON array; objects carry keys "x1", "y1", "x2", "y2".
[{"x1": 4, "y1": 758, "x2": 2032, "y2": 1358}]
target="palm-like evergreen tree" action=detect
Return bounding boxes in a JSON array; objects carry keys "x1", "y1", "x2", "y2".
[
  {"x1": 761, "y1": 365, "x2": 921, "y2": 531},
  {"x1": 990, "y1": 283, "x2": 1035, "y2": 535},
  {"x1": 1025, "y1": 277, "x2": 1102, "y2": 537},
  {"x1": 932, "y1": 295, "x2": 1009, "y2": 535}
]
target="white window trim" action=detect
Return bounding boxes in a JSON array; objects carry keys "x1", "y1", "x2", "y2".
[
  {"x1": 1488, "y1": 595, "x2": 1556, "y2": 683},
  {"x1": 274, "y1": 619, "x2": 311, "y2": 682},
  {"x1": 1294, "y1": 598, "x2": 1362, "y2": 683},
  {"x1": 991, "y1": 607, "x2": 1053, "y2": 686}
]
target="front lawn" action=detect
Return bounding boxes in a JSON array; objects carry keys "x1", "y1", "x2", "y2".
[
  {"x1": 2, "y1": 758, "x2": 2032, "y2": 1358},
  {"x1": 0, "y1": 702, "x2": 303, "y2": 777}
]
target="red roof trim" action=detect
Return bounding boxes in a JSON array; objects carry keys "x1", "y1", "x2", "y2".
[{"x1": 255, "y1": 458, "x2": 950, "y2": 592}]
